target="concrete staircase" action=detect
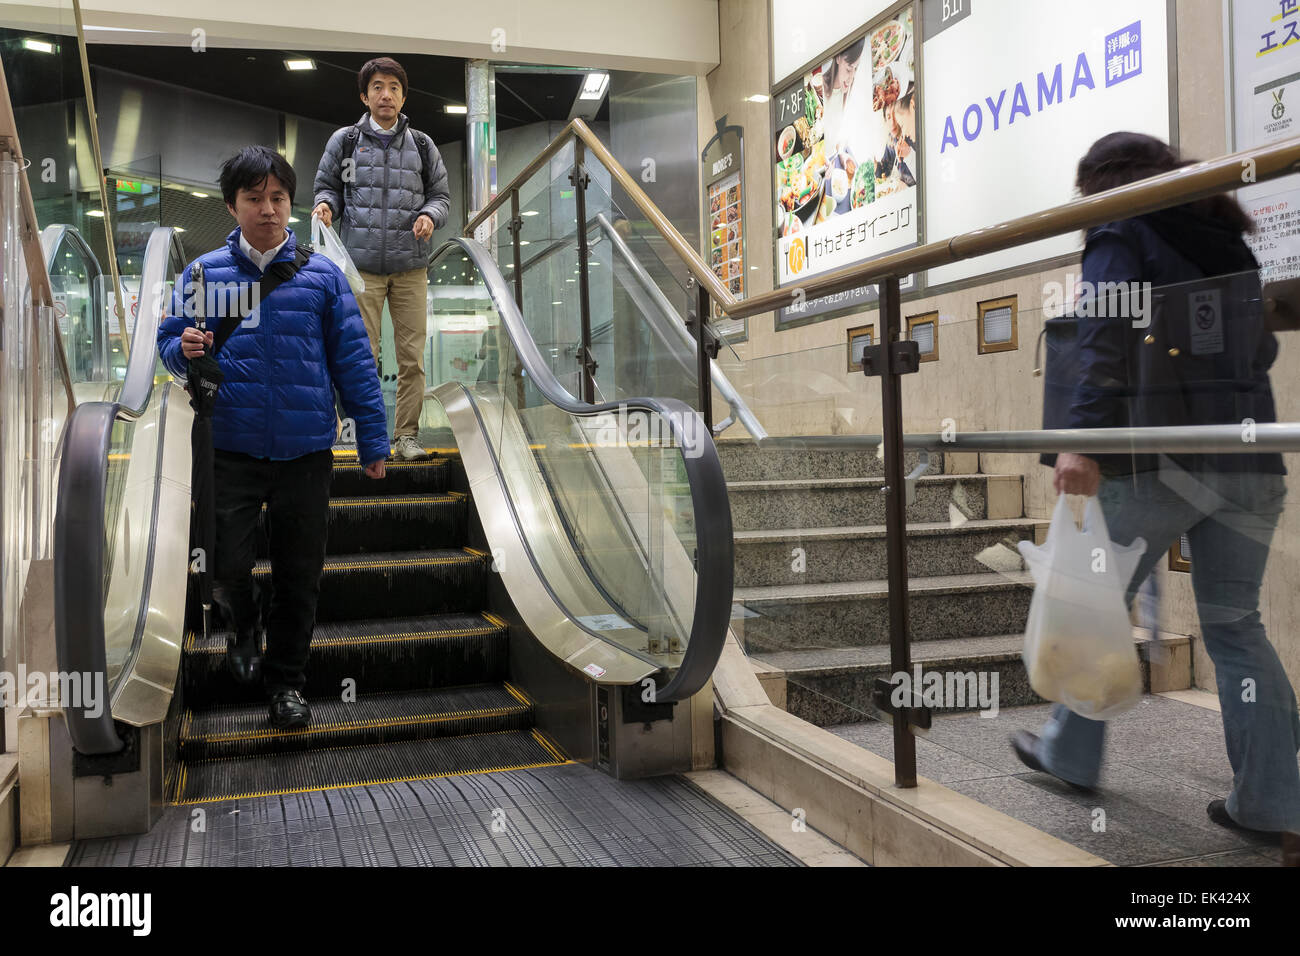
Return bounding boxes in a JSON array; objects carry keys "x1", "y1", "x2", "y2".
[{"x1": 721, "y1": 441, "x2": 1054, "y2": 725}]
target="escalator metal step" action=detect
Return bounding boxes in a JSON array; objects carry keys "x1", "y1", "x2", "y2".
[
  {"x1": 170, "y1": 728, "x2": 569, "y2": 804},
  {"x1": 330, "y1": 454, "x2": 451, "y2": 497},
  {"x1": 179, "y1": 683, "x2": 534, "y2": 760},
  {"x1": 253, "y1": 493, "x2": 469, "y2": 555},
  {"x1": 183, "y1": 612, "x2": 511, "y2": 706}
]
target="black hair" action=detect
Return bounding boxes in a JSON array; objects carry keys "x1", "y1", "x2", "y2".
[
  {"x1": 1076, "y1": 131, "x2": 1254, "y2": 234},
  {"x1": 359, "y1": 57, "x2": 408, "y2": 98},
  {"x1": 217, "y1": 145, "x2": 297, "y2": 207},
  {"x1": 897, "y1": 82, "x2": 916, "y2": 112}
]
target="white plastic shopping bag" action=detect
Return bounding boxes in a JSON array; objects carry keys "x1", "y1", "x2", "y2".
[
  {"x1": 1016, "y1": 495, "x2": 1147, "y2": 720},
  {"x1": 310, "y1": 216, "x2": 365, "y2": 295}
]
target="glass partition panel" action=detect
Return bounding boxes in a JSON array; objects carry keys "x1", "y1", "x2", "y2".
[{"x1": 425, "y1": 241, "x2": 703, "y2": 670}]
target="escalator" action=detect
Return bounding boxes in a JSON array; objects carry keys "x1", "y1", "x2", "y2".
[{"x1": 47, "y1": 220, "x2": 733, "y2": 833}]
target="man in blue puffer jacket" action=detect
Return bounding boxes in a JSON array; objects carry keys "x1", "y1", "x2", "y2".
[{"x1": 158, "y1": 145, "x2": 389, "y2": 729}]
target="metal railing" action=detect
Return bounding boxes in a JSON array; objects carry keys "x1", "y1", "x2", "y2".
[{"x1": 474, "y1": 118, "x2": 1300, "y2": 788}]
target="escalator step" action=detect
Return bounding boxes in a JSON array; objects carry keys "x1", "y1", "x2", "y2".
[
  {"x1": 179, "y1": 683, "x2": 534, "y2": 760},
  {"x1": 252, "y1": 493, "x2": 468, "y2": 556},
  {"x1": 330, "y1": 455, "x2": 451, "y2": 497},
  {"x1": 183, "y1": 612, "x2": 510, "y2": 706},
  {"x1": 170, "y1": 728, "x2": 569, "y2": 804}
]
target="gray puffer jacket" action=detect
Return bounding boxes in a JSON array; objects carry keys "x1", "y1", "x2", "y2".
[{"x1": 313, "y1": 112, "x2": 451, "y2": 275}]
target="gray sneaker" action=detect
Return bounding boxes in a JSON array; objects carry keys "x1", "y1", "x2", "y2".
[{"x1": 392, "y1": 435, "x2": 427, "y2": 461}]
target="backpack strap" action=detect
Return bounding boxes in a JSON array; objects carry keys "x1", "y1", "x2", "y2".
[{"x1": 211, "y1": 246, "x2": 312, "y2": 355}]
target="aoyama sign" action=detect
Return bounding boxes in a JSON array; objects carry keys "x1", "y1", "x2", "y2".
[{"x1": 921, "y1": 0, "x2": 1171, "y2": 286}]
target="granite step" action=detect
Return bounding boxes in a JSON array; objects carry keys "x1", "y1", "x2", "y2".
[
  {"x1": 733, "y1": 570, "x2": 1035, "y2": 654},
  {"x1": 750, "y1": 633, "x2": 1181, "y2": 727},
  {"x1": 716, "y1": 440, "x2": 947, "y2": 481},
  {"x1": 726, "y1": 474, "x2": 1023, "y2": 531},
  {"x1": 734, "y1": 517, "x2": 1046, "y2": 587}
]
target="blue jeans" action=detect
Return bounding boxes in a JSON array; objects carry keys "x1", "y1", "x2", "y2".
[{"x1": 1035, "y1": 467, "x2": 1300, "y2": 831}]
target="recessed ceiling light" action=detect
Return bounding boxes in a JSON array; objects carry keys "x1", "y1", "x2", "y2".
[
  {"x1": 288, "y1": 216, "x2": 299, "y2": 223},
  {"x1": 22, "y1": 38, "x2": 55, "y2": 54},
  {"x1": 551, "y1": 301, "x2": 562, "y2": 305},
  {"x1": 745, "y1": 94, "x2": 770, "y2": 103},
  {"x1": 85, "y1": 210, "x2": 104, "y2": 217},
  {"x1": 444, "y1": 104, "x2": 467, "y2": 115},
  {"x1": 191, "y1": 191, "x2": 208, "y2": 198},
  {"x1": 580, "y1": 73, "x2": 609, "y2": 100},
  {"x1": 522, "y1": 210, "x2": 540, "y2": 217},
  {"x1": 284, "y1": 58, "x2": 315, "y2": 71},
  {"x1": 519, "y1": 240, "x2": 530, "y2": 245}
]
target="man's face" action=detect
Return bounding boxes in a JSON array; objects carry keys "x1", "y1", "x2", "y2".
[
  {"x1": 227, "y1": 174, "x2": 290, "y2": 251},
  {"x1": 361, "y1": 72, "x2": 406, "y2": 125}
]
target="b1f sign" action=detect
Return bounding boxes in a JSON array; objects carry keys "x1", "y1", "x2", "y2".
[{"x1": 921, "y1": 0, "x2": 1170, "y2": 287}]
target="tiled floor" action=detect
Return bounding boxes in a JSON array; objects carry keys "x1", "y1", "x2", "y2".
[
  {"x1": 67, "y1": 763, "x2": 807, "y2": 867},
  {"x1": 830, "y1": 693, "x2": 1288, "y2": 867}
]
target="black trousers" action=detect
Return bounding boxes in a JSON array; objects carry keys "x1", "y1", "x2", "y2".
[{"x1": 211, "y1": 448, "x2": 333, "y2": 692}]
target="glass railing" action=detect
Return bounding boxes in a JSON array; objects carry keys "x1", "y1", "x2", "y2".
[{"x1": 423, "y1": 237, "x2": 731, "y2": 701}]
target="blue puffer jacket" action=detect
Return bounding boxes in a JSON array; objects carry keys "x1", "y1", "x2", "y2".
[
  {"x1": 313, "y1": 112, "x2": 450, "y2": 275},
  {"x1": 157, "y1": 228, "x2": 390, "y2": 466}
]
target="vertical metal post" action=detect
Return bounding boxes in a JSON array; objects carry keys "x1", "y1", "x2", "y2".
[
  {"x1": 465, "y1": 59, "x2": 496, "y2": 240},
  {"x1": 509, "y1": 188, "x2": 523, "y2": 309},
  {"x1": 572, "y1": 138, "x2": 596, "y2": 403},
  {"x1": 687, "y1": 278, "x2": 714, "y2": 432},
  {"x1": 878, "y1": 276, "x2": 917, "y2": 788}
]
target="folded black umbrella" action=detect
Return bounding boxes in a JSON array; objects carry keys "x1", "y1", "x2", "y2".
[{"x1": 186, "y1": 262, "x2": 220, "y2": 640}]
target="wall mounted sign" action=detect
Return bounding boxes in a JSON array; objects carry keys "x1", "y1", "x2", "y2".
[
  {"x1": 772, "y1": 5, "x2": 920, "y2": 326},
  {"x1": 702, "y1": 118, "x2": 747, "y2": 339}
]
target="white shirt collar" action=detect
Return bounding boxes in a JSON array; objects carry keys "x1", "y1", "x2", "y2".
[
  {"x1": 239, "y1": 229, "x2": 291, "y2": 271},
  {"x1": 368, "y1": 112, "x2": 398, "y2": 133}
]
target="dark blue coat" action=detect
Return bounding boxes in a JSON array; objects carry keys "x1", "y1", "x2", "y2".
[
  {"x1": 157, "y1": 228, "x2": 390, "y2": 466},
  {"x1": 1069, "y1": 206, "x2": 1284, "y2": 476}
]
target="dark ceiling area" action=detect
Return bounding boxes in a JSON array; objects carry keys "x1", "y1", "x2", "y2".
[{"x1": 85, "y1": 45, "x2": 609, "y2": 144}]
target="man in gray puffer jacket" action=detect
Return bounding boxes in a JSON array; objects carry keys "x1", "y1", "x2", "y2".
[{"x1": 313, "y1": 56, "x2": 451, "y2": 460}]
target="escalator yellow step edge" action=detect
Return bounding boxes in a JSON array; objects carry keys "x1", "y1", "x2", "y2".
[
  {"x1": 181, "y1": 703, "x2": 532, "y2": 744},
  {"x1": 176, "y1": 727, "x2": 547, "y2": 767},
  {"x1": 326, "y1": 492, "x2": 466, "y2": 507},
  {"x1": 481, "y1": 611, "x2": 511, "y2": 629},
  {"x1": 249, "y1": 551, "x2": 480, "y2": 576},
  {"x1": 169, "y1": 755, "x2": 573, "y2": 806},
  {"x1": 183, "y1": 621, "x2": 506, "y2": 652},
  {"x1": 332, "y1": 449, "x2": 456, "y2": 459}
]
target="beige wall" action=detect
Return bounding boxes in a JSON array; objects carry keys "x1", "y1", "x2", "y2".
[
  {"x1": 69, "y1": 0, "x2": 719, "y2": 74},
  {"x1": 703, "y1": 0, "x2": 1300, "y2": 697}
]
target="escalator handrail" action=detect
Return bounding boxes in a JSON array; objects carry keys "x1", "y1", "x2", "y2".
[
  {"x1": 594, "y1": 212, "x2": 766, "y2": 440},
  {"x1": 40, "y1": 224, "x2": 109, "y2": 386},
  {"x1": 53, "y1": 400, "x2": 125, "y2": 755},
  {"x1": 118, "y1": 226, "x2": 184, "y2": 417},
  {"x1": 441, "y1": 236, "x2": 733, "y2": 704}
]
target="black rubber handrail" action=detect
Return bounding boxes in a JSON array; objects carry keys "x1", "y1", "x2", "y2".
[
  {"x1": 54, "y1": 400, "x2": 125, "y2": 755},
  {"x1": 442, "y1": 236, "x2": 733, "y2": 703}
]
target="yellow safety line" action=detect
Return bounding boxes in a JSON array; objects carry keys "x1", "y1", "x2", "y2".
[
  {"x1": 326, "y1": 495, "x2": 458, "y2": 507},
  {"x1": 181, "y1": 726, "x2": 528, "y2": 765},
  {"x1": 501, "y1": 682, "x2": 533, "y2": 708},
  {"x1": 530, "y1": 728, "x2": 568, "y2": 763},
  {"x1": 332, "y1": 448, "x2": 457, "y2": 459},
  {"x1": 463, "y1": 547, "x2": 489, "y2": 559},
  {"x1": 481, "y1": 611, "x2": 510, "y2": 629},
  {"x1": 170, "y1": 756, "x2": 573, "y2": 805},
  {"x1": 332, "y1": 457, "x2": 449, "y2": 469},
  {"x1": 187, "y1": 703, "x2": 530, "y2": 743},
  {"x1": 250, "y1": 552, "x2": 478, "y2": 575}
]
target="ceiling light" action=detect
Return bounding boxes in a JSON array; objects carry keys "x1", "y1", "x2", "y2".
[
  {"x1": 284, "y1": 58, "x2": 316, "y2": 71},
  {"x1": 580, "y1": 72, "x2": 610, "y2": 100},
  {"x1": 522, "y1": 210, "x2": 540, "y2": 217},
  {"x1": 444, "y1": 104, "x2": 467, "y2": 115},
  {"x1": 85, "y1": 210, "x2": 104, "y2": 217},
  {"x1": 191, "y1": 191, "x2": 208, "y2": 198},
  {"x1": 174, "y1": 227, "x2": 185, "y2": 233},
  {"x1": 551, "y1": 301, "x2": 562, "y2": 305},
  {"x1": 745, "y1": 94, "x2": 770, "y2": 103},
  {"x1": 22, "y1": 38, "x2": 55, "y2": 54},
  {"x1": 519, "y1": 240, "x2": 530, "y2": 246},
  {"x1": 288, "y1": 216, "x2": 300, "y2": 223}
]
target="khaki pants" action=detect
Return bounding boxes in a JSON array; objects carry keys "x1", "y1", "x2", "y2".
[{"x1": 354, "y1": 266, "x2": 428, "y2": 440}]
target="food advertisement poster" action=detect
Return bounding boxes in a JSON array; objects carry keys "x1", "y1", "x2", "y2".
[
  {"x1": 921, "y1": 0, "x2": 1170, "y2": 286},
  {"x1": 1230, "y1": 0, "x2": 1300, "y2": 281},
  {"x1": 773, "y1": 7, "x2": 919, "y2": 326},
  {"x1": 703, "y1": 122, "x2": 746, "y2": 338}
]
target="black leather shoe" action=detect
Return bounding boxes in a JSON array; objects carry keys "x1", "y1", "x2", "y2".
[
  {"x1": 1011, "y1": 730, "x2": 1098, "y2": 794},
  {"x1": 1207, "y1": 799, "x2": 1289, "y2": 846},
  {"x1": 226, "y1": 630, "x2": 263, "y2": 685},
  {"x1": 269, "y1": 689, "x2": 311, "y2": 729}
]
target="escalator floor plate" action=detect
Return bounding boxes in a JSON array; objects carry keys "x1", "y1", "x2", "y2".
[
  {"x1": 172, "y1": 728, "x2": 569, "y2": 804},
  {"x1": 69, "y1": 764, "x2": 804, "y2": 867}
]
